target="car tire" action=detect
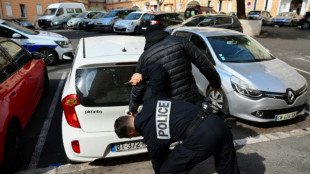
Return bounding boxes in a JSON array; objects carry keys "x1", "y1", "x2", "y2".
[
  {"x1": 301, "y1": 22, "x2": 310, "y2": 30},
  {"x1": 43, "y1": 69, "x2": 49, "y2": 97},
  {"x1": 2, "y1": 122, "x2": 23, "y2": 173},
  {"x1": 206, "y1": 89, "x2": 229, "y2": 112},
  {"x1": 289, "y1": 21, "x2": 293, "y2": 27},
  {"x1": 78, "y1": 23, "x2": 83, "y2": 30},
  {"x1": 62, "y1": 23, "x2": 68, "y2": 29},
  {"x1": 38, "y1": 47, "x2": 59, "y2": 66}
]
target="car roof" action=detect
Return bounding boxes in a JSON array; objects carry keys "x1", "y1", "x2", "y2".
[
  {"x1": 174, "y1": 27, "x2": 244, "y2": 37},
  {"x1": 74, "y1": 36, "x2": 145, "y2": 67}
]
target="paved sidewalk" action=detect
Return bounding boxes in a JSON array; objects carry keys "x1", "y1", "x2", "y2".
[{"x1": 17, "y1": 128, "x2": 310, "y2": 174}]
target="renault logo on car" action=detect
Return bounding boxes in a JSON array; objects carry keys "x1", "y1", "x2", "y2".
[{"x1": 286, "y1": 89, "x2": 295, "y2": 103}]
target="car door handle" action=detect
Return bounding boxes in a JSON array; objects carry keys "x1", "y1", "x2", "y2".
[
  {"x1": 9, "y1": 92, "x2": 16, "y2": 98},
  {"x1": 27, "y1": 43, "x2": 35, "y2": 45}
]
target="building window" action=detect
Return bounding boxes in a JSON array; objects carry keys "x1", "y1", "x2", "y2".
[
  {"x1": 5, "y1": 2, "x2": 13, "y2": 17},
  {"x1": 20, "y1": 4, "x2": 27, "y2": 17},
  {"x1": 207, "y1": 1, "x2": 212, "y2": 8},
  {"x1": 36, "y1": 2, "x2": 43, "y2": 15}
]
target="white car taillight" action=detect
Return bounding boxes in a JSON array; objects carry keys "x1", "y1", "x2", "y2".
[{"x1": 62, "y1": 94, "x2": 81, "y2": 128}]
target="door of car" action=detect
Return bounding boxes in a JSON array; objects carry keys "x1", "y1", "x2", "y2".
[
  {"x1": 0, "y1": 26, "x2": 33, "y2": 52},
  {"x1": 140, "y1": 14, "x2": 153, "y2": 30},
  {"x1": 158, "y1": 14, "x2": 171, "y2": 27},
  {"x1": 55, "y1": 8, "x2": 66, "y2": 21},
  {"x1": 0, "y1": 41, "x2": 40, "y2": 123}
]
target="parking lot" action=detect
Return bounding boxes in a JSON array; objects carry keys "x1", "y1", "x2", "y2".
[{"x1": 17, "y1": 26, "x2": 310, "y2": 173}]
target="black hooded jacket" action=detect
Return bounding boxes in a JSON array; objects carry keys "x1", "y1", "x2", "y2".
[{"x1": 129, "y1": 29, "x2": 221, "y2": 114}]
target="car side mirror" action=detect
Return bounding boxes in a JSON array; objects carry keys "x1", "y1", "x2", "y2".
[
  {"x1": 12, "y1": 33, "x2": 22, "y2": 38},
  {"x1": 31, "y1": 52, "x2": 44, "y2": 59}
]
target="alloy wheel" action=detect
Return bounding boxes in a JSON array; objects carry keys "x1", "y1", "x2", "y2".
[{"x1": 207, "y1": 90, "x2": 224, "y2": 108}]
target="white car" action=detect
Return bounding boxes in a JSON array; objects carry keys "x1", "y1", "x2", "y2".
[
  {"x1": 0, "y1": 19, "x2": 73, "y2": 65},
  {"x1": 61, "y1": 36, "x2": 147, "y2": 162},
  {"x1": 113, "y1": 12, "x2": 146, "y2": 34},
  {"x1": 172, "y1": 27, "x2": 308, "y2": 122}
]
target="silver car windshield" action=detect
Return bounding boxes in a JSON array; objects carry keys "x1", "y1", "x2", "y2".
[
  {"x1": 208, "y1": 35, "x2": 273, "y2": 62},
  {"x1": 75, "y1": 66, "x2": 136, "y2": 106},
  {"x1": 125, "y1": 13, "x2": 142, "y2": 20}
]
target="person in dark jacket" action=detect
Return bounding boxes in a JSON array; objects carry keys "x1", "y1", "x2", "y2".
[
  {"x1": 129, "y1": 25, "x2": 221, "y2": 116},
  {"x1": 115, "y1": 64, "x2": 239, "y2": 174}
]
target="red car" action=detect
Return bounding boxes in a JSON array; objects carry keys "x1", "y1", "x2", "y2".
[{"x1": 0, "y1": 38, "x2": 49, "y2": 172}]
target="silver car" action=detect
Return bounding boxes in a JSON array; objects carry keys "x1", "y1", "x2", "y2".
[
  {"x1": 247, "y1": 10, "x2": 273, "y2": 25},
  {"x1": 172, "y1": 27, "x2": 308, "y2": 122},
  {"x1": 271, "y1": 12, "x2": 299, "y2": 27}
]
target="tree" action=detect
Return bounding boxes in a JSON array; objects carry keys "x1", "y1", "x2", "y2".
[{"x1": 237, "y1": 0, "x2": 247, "y2": 19}]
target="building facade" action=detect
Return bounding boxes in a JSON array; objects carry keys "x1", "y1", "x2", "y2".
[
  {"x1": 0, "y1": 0, "x2": 309, "y2": 24},
  {"x1": 0, "y1": 0, "x2": 88, "y2": 23},
  {"x1": 89, "y1": 0, "x2": 310, "y2": 17}
]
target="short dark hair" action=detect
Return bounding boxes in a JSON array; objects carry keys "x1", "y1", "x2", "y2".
[{"x1": 114, "y1": 116, "x2": 132, "y2": 138}]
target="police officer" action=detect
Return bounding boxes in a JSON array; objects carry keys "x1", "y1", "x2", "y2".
[{"x1": 114, "y1": 64, "x2": 240, "y2": 174}]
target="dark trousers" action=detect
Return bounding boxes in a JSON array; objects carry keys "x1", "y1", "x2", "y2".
[{"x1": 160, "y1": 115, "x2": 240, "y2": 174}]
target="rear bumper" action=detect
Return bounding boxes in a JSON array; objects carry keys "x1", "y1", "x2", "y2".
[{"x1": 62, "y1": 114, "x2": 147, "y2": 162}]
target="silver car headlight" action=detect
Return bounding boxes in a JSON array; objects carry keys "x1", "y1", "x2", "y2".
[
  {"x1": 55, "y1": 41, "x2": 70, "y2": 48},
  {"x1": 231, "y1": 75, "x2": 263, "y2": 98}
]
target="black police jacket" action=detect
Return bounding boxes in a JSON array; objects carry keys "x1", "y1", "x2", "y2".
[
  {"x1": 134, "y1": 64, "x2": 200, "y2": 173},
  {"x1": 129, "y1": 30, "x2": 221, "y2": 114}
]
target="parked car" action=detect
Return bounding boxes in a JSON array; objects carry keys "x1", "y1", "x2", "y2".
[
  {"x1": 0, "y1": 38, "x2": 48, "y2": 173},
  {"x1": 61, "y1": 36, "x2": 147, "y2": 162},
  {"x1": 81, "y1": 12, "x2": 106, "y2": 31},
  {"x1": 139, "y1": 12, "x2": 184, "y2": 34},
  {"x1": 227, "y1": 12, "x2": 237, "y2": 16},
  {"x1": 247, "y1": 10, "x2": 273, "y2": 25},
  {"x1": 271, "y1": 12, "x2": 299, "y2": 27},
  {"x1": 113, "y1": 12, "x2": 146, "y2": 34},
  {"x1": 94, "y1": 9, "x2": 137, "y2": 32},
  {"x1": 0, "y1": 19, "x2": 73, "y2": 65},
  {"x1": 298, "y1": 11, "x2": 310, "y2": 29},
  {"x1": 6, "y1": 18, "x2": 35, "y2": 29},
  {"x1": 51, "y1": 13, "x2": 79, "y2": 29},
  {"x1": 67, "y1": 11, "x2": 101, "y2": 29},
  {"x1": 172, "y1": 27, "x2": 308, "y2": 122},
  {"x1": 165, "y1": 14, "x2": 243, "y2": 33},
  {"x1": 38, "y1": 3, "x2": 86, "y2": 29},
  {"x1": 184, "y1": 6, "x2": 216, "y2": 19}
]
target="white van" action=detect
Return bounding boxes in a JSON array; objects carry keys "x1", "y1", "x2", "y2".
[{"x1": 38, "y1": 3, "x2": 86, "y2": 29}]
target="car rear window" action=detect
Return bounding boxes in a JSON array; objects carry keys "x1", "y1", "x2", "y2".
[
  {"x1": 75, "y1": 65, "x2": 136, "y2": 106},
  {"x1": 248, "y1": 11, "x2": 261, "y2": 15}
]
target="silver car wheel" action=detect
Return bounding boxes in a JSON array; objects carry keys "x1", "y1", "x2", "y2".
[{"x1": 208, "y1": 90, "x2": 224, "y2": 108}]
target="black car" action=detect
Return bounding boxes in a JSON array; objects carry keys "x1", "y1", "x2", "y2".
[
  {"x1": 165, "y1": 14, "x2": 243, "y2": 33},
  {"x1": 298, "y1": 11, "x2": 310, "y2": 29},
  {"x1": 139, "y1": 12, "x2": 184, "y2": 33},
  {"x1": 81, "y1": 12, "x2": 106, "y2": 31}
]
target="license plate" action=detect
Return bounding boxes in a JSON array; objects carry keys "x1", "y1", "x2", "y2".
[
  {"x1": 297, "y1": 26, "x2": 301, "y2": 28},
  {"x1": 141, "y1": 27, "x2": 146, "y2": 30},
  {"x1": 274, "y1": 25, "x2": 279, "y2": 27},
  {"x1": 111, "y1": 140, "x2": 147, "y2": 152},
  {"x1": 275, "y1": 111, "x2": 297, "y2": 121}
]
